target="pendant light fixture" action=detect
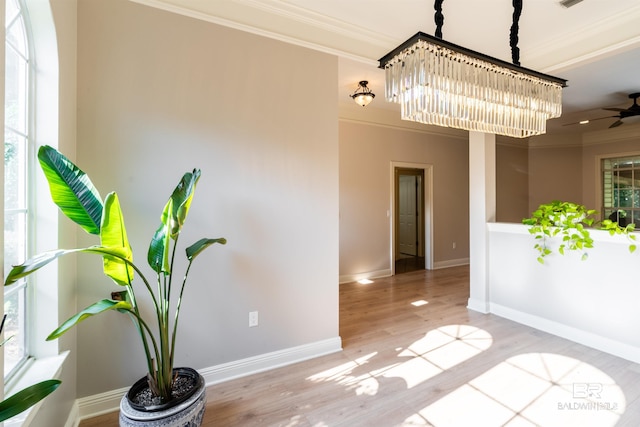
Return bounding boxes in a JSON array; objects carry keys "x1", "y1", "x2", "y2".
[
  {"x1": 350, "y1": 80, "x2": 376, "y2": 107},
  {"x1": 378, "y1": 0, "x2": 567, "y2": 138}
]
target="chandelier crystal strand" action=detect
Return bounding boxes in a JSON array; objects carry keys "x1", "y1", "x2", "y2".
[{"x1": 381, "y1": 35, "x2": 565, "y2": 138}]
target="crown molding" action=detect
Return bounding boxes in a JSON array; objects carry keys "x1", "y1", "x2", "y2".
[
  {"x1": 527, "y1": 132, "x2": 583, "y2": 149},
  {"x1": 495, "y1": 137, "x2": 529, "y2": 148},
  {"x1": 135, "y1": 0, "x2": 640, "y2": 71},
  {"x1": 131, "y1": 0, "x2": 395, "y2": 61},
  {"x1": 582, "y1": 124, "x2": 640, "y2": 146},
  {"x1": 526, "y1": 5, "x2": 640, "y2": 72},
  {"x1": 339, "y1": 104, "x2": 467, "y2": 140}
]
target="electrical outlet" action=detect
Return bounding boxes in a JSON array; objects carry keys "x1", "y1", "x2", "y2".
[
  {"x1": 249, "y1": 311, "x2": 259, "y2": 327},
  {"x1": 453, "y1": 242, "x2": 456, "y2": 249}
]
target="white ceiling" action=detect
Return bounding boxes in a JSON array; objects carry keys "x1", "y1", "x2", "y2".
[{"x1": 135, "y1": 0, "x2": 640, "y2": 135}]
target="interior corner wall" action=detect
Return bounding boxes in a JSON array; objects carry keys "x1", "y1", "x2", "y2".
[
  {"x1": 496, "y1": 142, "x2": 529, "y2": 223},
  {"x1": 76, "y1": 0, "x2": 338, "y2": 397},
  {"x1": 527, "y1": 138, "x2": 583, "y2": 213},
  {"x1": 338, "y1": 118, "x2": 469, "y2": 278}
]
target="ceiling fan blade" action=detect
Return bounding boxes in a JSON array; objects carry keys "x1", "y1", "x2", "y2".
[
  {"x1": 603, "y1": 107, "x2": 626, "y2": 112},
  {"x1": 562, "y1": 115, "x2": 617, "y2": 126},
  {"x1": 609, "y1": 119, "x2": 624, "y2": 128}
]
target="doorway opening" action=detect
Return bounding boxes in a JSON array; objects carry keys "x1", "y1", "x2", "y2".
[{"x1": 391, "y1": 162, "x2": 433, "y2": 274}]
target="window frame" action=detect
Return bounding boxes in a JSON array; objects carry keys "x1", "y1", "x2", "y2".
[
  {"x1": 599, "y1": 151, "x2": 640, "y2": 228},
  {"x1": 4, "y1": 0, "x2": 34, "y2": 382},
  {"x1": 2, "y1": 2, "x2": 66, "y2": 424}
]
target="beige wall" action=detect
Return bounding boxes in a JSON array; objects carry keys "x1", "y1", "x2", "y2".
[
  {"x1": 338, "y1": 109, "x2": 470, "y2": 278},
  {"x1": 528, "y1": 135, "x2": 583, "y2": 213},
  {"x1": 75, "y1": 0, "x2": 338, "y2": 397}
]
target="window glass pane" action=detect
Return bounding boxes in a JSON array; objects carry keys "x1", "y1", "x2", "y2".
[
  {"x1": 6, "y1": 14, "x2": 26, "y2": 57},
  {"x1": 617, "y1": 170, "x2": 634, "y2": 208},
  {"x1": 4, "y1": 211, "x2": 26, "y2": 275},
  {"x1": 4, "y1": 132, "x2": 27, "y2": 210},
  {"x1": 4, "y1": 45, "x2": 27, "y2": 133},
  {"x1": 3, "y1": 285, "x2": 26, "y2": 375}
]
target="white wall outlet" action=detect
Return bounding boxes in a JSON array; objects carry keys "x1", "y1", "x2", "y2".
[
  {"x1": 249, "y1": 311, "x2": 259, "y2": 327},
  {"x1": 453, "y1": 241, "x2": 456, "y2": 249}
]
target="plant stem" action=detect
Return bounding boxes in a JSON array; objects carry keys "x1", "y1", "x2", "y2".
[{"x1": 170, "y1": 259, "x2": 193, "y2": 368}]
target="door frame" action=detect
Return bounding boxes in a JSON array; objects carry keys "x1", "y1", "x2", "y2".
[{"x1": 390, "y1": 161, "x2": 434, "y2": 273}]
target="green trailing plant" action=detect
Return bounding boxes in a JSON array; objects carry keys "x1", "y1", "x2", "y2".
[
  {"x1": 4, "y1": 146, "x2": 226, "y2": 404},
  {"x1": 522, "y1": 200, "x2": 636, "y2": 264},
  {"x1": 0, "y1": 315, "x2": 60, "y2": 422}
]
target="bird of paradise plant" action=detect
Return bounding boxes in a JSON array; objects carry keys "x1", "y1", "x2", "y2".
[{"x1": 4, "y1": 145, "x2": 226, "y2": 404}]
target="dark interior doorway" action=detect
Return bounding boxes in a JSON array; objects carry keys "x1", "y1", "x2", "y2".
[{"x1": 394, "y1": 167, "x2": 425, "y2": 274}]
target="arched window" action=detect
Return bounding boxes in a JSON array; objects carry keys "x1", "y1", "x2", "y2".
[{"x1": 4, "y1": 0, "x2": 32, "y2": 380}]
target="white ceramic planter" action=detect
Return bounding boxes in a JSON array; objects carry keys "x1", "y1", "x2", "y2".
[{"x1": 119, "y1": 369, "x2": 206, "y2": 427}]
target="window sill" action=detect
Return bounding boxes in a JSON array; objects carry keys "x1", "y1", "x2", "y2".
[{"x1": 4, "y1": 351, "x2": 69, "y2": 427}]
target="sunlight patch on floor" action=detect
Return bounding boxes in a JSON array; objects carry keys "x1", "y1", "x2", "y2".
[
  {"x1": 307, "y1": 351, "x2": 379, "y2": 380},
  {"x1": 306, "y1": 351, "x2": 390, "y2": 396},
  {"x1": 307, "y1": 325, "x2": 492, "y2": 394},
  {"x1": 412, "y1": 353, "x2": 625, "y2": 426}
]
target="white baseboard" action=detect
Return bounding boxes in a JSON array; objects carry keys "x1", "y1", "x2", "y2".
[
  {"x1": 490, "y1": 303, "x2": 640, "y2": 365},
  {"x1": 201, "y1": 336, "x2": 342, "y2": 385},
  {"x1": 76, "y1": 336, "x2": 342, "y2": 421},
  {"x1": 76, "y1": 386, "x2": 128, "y2": 420},
  {"x1": 338, "y1": 260, "x2": 469, "y2": 284},
  {"x1": 339, "y1": 269, "x2": 391, "y2": 284},
  {"x1": 433, "y1": 258, "x2": 469, "y2": 269}
]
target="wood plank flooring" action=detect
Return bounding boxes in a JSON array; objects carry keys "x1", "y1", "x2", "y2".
[{"x1": 80, "y1": 266, "x2": 640, "y2": 426}]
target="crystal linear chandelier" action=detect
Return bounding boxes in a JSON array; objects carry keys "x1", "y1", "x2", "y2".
[{"x1": 378, "y1": 1, "x2": 567, "y2": 138}]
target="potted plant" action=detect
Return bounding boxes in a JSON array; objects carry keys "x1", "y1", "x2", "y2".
[
  {"x1": 4, "y1": 146, "x2": 226, "y2": 425},
  {"x1": 522, "y1": 200, "x2": 636, "y2": 264}
]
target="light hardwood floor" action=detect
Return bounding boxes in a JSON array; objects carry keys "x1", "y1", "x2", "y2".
[{"x1": 80, "y1": 266, "x2": 640, "y2": 426}]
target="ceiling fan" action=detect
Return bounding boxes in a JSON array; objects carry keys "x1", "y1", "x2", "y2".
[{"x1": 564, "y1": 92, "x2": 640, "y2": 128}]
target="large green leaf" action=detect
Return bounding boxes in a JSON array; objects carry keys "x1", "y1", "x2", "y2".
[
  {"x1": 170, "y1": 169, "x2": 201, "y2": 237},
  {"x1": 171, "y1": 169, "x2": 200, "y2": 233},
  {"x1": 37, "y1": 145, "x2": 103, "y2": 235},
  {"x1": 100, "y1": 192, "x2": 134, "y2": 286},
  {"x1": 0, "y1": 380, "x2": 61, "y2": 422},
  {"x1": 147, "y1": 169, "x2": 201, "y2": 273},
  {"x1": 4, "y1": 246, "x2": 134, "y2": 287},
  {"x1": 5, "y1": 250, "x2": 76, "y2": 286},
  {"x1": 186, "y1": 238, "x2": 227, "y2": 261},
  {"x1": 148, "y1": 199, "x2": 172, "y2": 274},
  {"x1": 47, "y1": 299, "x2": 132, "y2": 340}
]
